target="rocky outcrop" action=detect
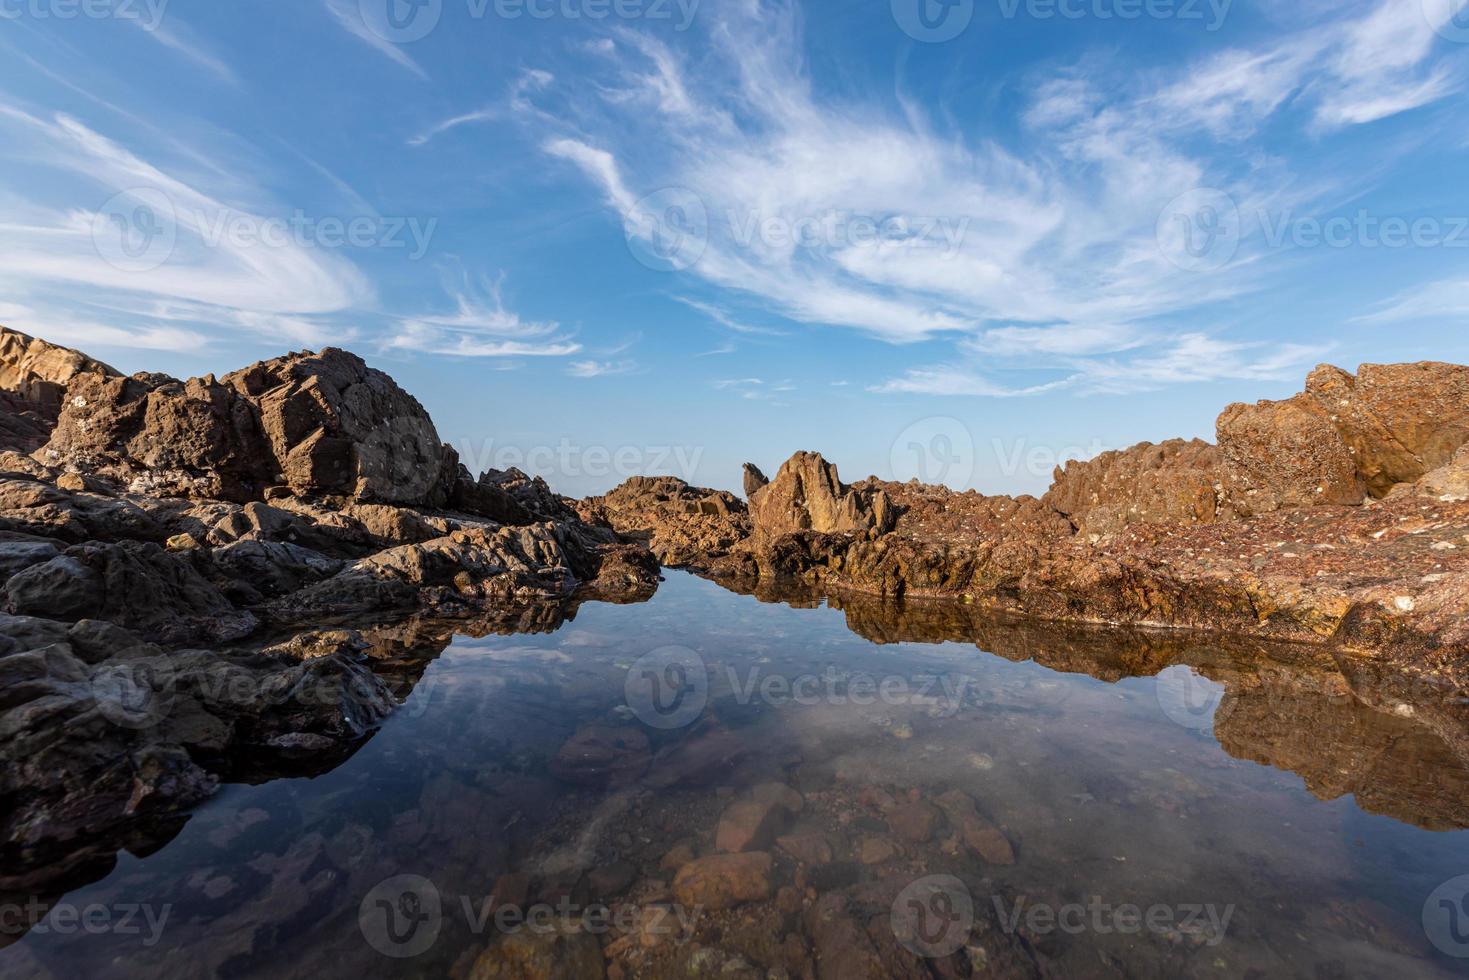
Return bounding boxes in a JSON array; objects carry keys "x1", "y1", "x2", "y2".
[
  {"x1": 742, "y1": 462, "x2": 768, "y2": 498},
  {"x1": 1218, "y1": 362, "x2": 1469, "y2": 510},
  {"x1": 222, "y1": 348, "x2": 458, "y2": 505},
  {"x1": 1044, "y1": 438, "x2": 1229, "y2": 539},
  {"x1": 0, "y1": 327, "x2": 117, "y2": 415},
  {"x1": 748, "y1": 451, "x2": 895, "y2": 544},
  {"x1": 593, "y1": 361, "x2": 1469, "y2": 685},
  {"x1": 579, "y1": 475, "x2": 750, "y2": 566},
  {"x1": 0, "y1": 330, "x2": 663, "y2": 896},
  {"x1": 37, "y1": 348, "x2": 462, "y2": 507},
  {"x1": 0, "y1": 327, "x2": 117, "y2": 453},
  {"x1": 1217, "y1": 389, "x2": 1367, "y2": 513}
]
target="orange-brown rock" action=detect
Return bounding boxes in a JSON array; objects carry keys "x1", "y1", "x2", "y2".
[
  {"x1": 671, "y1": 852, "x2": 774, "y2": 911},
  {"x1": 0, "y1": 326, "x2": 117, "y2": 414},
  {"x1": 748, "y1": 451, "x2": 894, "y2": 544},
  {"x1": 1218, "y1": 362, "x2": 1469, "y2": 510},
  {"x1": 579, "y1": 475, "x2": 750, "y2": 566},
  {"x1": 1044, "y1": 438, "x2": 1229, "y2": 538},
  {"x1": 1217, "y1": 391, "x2": 1366, "y2": 513},
  {"x1": 0, "y1": 328, "x2": 117, "y2": 453}
]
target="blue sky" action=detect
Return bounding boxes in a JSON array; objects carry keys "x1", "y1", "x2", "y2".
[{"x1": 2, "y1": 0, "x2": 1468, "y2": 496}]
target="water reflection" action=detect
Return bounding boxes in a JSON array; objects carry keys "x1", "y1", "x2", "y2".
[{"x1": 3, "y1": 571, "x2": 1467, "y2": 978}]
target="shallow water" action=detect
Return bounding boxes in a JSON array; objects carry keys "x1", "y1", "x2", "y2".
[{"x1": 5, "y1": 570, "x2": 1469, "y2": 978}]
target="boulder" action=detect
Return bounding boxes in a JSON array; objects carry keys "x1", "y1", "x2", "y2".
[
  {"x1": 0, "y1": 536, "x2": 61, "y2": 580},
  {"x1": 468, "y1": 920, "x2": 604, "y2": 980},
  {"x1": 37, "y1": 347, "x2": 461, "y2": 507},
  {"x1": 886, "y1": 800, "x2": 943, "y2": 843},
  {"x1": 934, "y1": 790, "x2": 1014, "y2": 864},
  {"x1": 715, "y1": 799, "x2": 789, "y2": 852},
  {"x1": 210, "y1": 540, "x2": 345, "y2": 599},
  {"x1": 1409, "y1": 444, "x2": 1469, "y2": 501},
  {"x1": 224, "y1": 348, "x2": 457, "y2": 505},
  {"x1": 3, "y1": 555, "x2": 103, "y2": 620},
  {"x1": 1217, "y1": 392, "x2": 1365, "y2": 513},
  {"x1": 671, "y1": 852, "x2": 774, "y2": 911},
  {"x1": 1216, "y1": 362, "x2": 1469, "y2": 511},
  {"x1": 1306, "y1": 362, "x2": 1469, "y2": 494}
]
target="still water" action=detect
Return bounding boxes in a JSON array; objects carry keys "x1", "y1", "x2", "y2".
[{"x1": 5, "y1": 571, "x2": 1469, "y2": 978}]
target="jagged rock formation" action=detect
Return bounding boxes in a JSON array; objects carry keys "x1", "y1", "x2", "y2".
[
  {"x1": 579, "y1": 475, "x2": 751, "y2": 566},
  {"x1": 37, "y1": 347, "x2": 463, "y2": 506},
  {"x1": 0, "y1": 328, "x2": 659, "y2": 892},
  {"x1": 595, "y1": 361, "x2": 1469, "y2": 690},
  {"x1": 1217, "y1": 361, "x2": 1469, "y2": 512},
  {"x1": 0, "y1": 327, "x2": 118, "y2": 453},
  {"x1": 747, "y1": 451, "x2": 895, "y2": 543}
]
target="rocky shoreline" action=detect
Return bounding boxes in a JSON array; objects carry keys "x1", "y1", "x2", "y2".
[
  {"x1": 587, "y1": 363, "x2": 1469, "y2": 692},
  {"x1": 3, "y1": 326, "x2": 1468, "y2": 957},
  {"x1": 0, "y1": 327, "x2": 656, "y2": 908}
]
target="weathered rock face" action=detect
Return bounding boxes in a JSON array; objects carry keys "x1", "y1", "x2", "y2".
[
  {"x1": 1044, "y1": 439, "x2": 1229, "y2": 539},
  {"x1": 37, "y1": 347, "x2": 460, "y2": 507},
  {"x1": 742, "y1": 462, "x2": 769, "y2": 498},
  {"x1": 223, "y1": 348, "x2": 457, "y2": 505},
  {"x1": 41, "y1": 371, "x2": 275, "y2": 502},
  {"x1": 1218, "y1": 362, "x2": 1469, "y2": 511},
  {"x1": 0, "y1": 326, "x2": 118, "y2": 415},
  {"x1": 748, "y1": 452, "x2": 894, "y2": 543},
  {"x1": 1218, "y1": 391, "x2": 1367, "y2": 514},
  {"x1": 0, "y1": 328, "x2": 118, "y2": 453},
  {"x1": 580, "y1": 475, "x2": 751, "y2": 566}
]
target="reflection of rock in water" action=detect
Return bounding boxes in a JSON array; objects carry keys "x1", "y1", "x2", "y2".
[
  {"x1": 717, "y1": 575, "x2": 1469, "y2": 831},
  {"x1": 0, "y1": 595, "x2": 601, "y2": 949},
  {"x1": 1215, "y1": 683, "x2": 1469, "y2": 832}
]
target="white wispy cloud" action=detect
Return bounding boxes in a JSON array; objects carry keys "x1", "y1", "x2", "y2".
[
  {"x1": 386, "y1": 273, "x2": 581, "y2": 358},
  {"x1": 0, "y1": 300, "x2": 207, "y2": 351},
  {"x1": 873, "y1": 334, "x2": 1327, "y2": 397},
  {"x1": 1352, "y1": 276, "x2": 1469, "y2": 325},
  {"x1": 0, "y1": 105, "x2": 375, "y2": 349},
  {"x1": 523, "y1": 0, "x2": 1458, "y2": 394},
  {"x1": 567, "y1": 358, "x2": 638, "y2": 377},
  {"x1": 323, "y1": 0, "x2": 429, "y2": 80},
  {"x1": 135, "y1": 18, "x2": 237, "y2": 84}
]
